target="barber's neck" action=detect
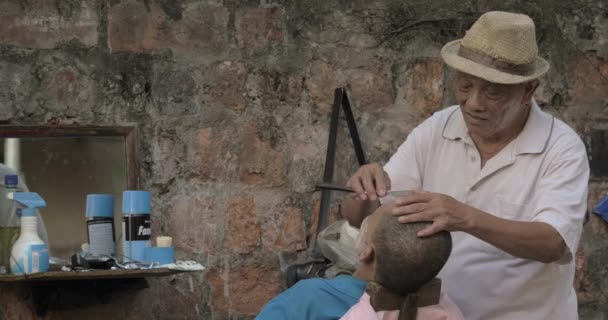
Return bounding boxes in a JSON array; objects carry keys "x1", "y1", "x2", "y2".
[{"x1": 471, "y1": 103, "x2": 530, "y2": 166}]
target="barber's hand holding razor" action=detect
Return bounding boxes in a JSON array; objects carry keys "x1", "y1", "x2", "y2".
[
  {"x1": 346, "y1": 163, "x2": 391, "y2": 201},
  {"x1": 391, "y1": 191, "x2": 473, "y2": 237},
  {"x1": 342, "y1": 163, "x2": 390, "y2": 227}
]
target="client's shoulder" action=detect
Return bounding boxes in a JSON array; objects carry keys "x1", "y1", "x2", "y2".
[{"x1": 290, "y1": 275, "x2": 366, "y2": 298}]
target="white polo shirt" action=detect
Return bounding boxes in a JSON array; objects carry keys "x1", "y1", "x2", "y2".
[{"x1": 384, "y1": 101, "x2": 589, "y2": 320}]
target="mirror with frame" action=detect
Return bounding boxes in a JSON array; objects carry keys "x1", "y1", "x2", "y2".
[{"x1": 0, "y1": 126, "x2": 139, "y2": 261}]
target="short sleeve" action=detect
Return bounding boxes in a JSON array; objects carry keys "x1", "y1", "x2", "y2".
[
  {"x1": 383, "y1": 118, "x2": 436, "y2": 203},
  {"x1": 532, "y1": 136, "x2": 589, "y2": 263}
]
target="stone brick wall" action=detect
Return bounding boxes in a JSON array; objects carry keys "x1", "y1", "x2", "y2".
[{"x1": 0, "y1": 0, "x2": 607, "y2": 319}]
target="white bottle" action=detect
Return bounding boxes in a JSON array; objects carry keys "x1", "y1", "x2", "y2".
[{"x1": 9, "y1": 192, "x2": 48, "y2": 274}]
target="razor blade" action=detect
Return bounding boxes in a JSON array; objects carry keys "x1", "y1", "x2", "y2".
[{"x1": 386, "y1": 190, "x2": 411, "y2": 198}]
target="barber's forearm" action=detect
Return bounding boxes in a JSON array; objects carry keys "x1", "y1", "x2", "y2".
[
  {"x1": 465, "y1": 207, "x2": 566, "y2": 263},
  {"x1": 341, "y1": 195, "x2": 380, "y2": 228}
]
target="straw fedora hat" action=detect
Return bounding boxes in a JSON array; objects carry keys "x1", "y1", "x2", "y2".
[{"x1": 441, "y1": 11, "x2": 549, "y2": 84}]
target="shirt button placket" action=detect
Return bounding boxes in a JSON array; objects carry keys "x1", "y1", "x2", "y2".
[{"x1": 466, "y1": 149, "x2": 479, "y2": 194}]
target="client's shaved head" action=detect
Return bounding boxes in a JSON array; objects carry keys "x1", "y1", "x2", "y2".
[{"x1": 369, "y1": 206, "x2": 452, "y2": 295}]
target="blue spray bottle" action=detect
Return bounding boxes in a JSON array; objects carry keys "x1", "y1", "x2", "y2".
[{"x1": 8, "y1": 192, "x2": 49, "y2": 274}]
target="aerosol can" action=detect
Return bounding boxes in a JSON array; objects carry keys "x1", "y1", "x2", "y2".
[{"x1": 9, "y1": 192, "x2": 48, "y2": 274}]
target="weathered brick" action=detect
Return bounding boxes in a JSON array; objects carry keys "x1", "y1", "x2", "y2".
[
  {"x1": 403, "y1": 57, "x2": 445, "y2": 116},
  {"x1": 152, "y1": 63, "x2": 199, "y2": 115},
  {"x1": 0, "y1": 62, "x2": 33, "y2": 120},
  {"x1": 208, "y1": 268, "x2": 229, "y2": 314},
  {"x1": 305, "y1": 61, "x2": 394, "y2": 113},
  {"x1": 43, "y1": 66, "x2": 80, "y2": 107},
  {"x1": 0, "y1": 0, "x2": 98, "y2": 48},
  {"x1": 150, "y1": 133, "x2": 185, "y2": 184},
  {"x1": 567, "y1": 52, "x2": 608, "y2": 108},
  {"x1": 211, "y1": 61, "x2": 248, "y2": 113},
  {"x1": 235, "y1": 7, "x2": 285, "y2": 48},
  {"x1": 107, "y1": 0, "x2": 150, "y2": 53},
  {"x1": 230, "y1": 266, "x2": 282, "y2": 315},
  {"x1": 224, "y1": 196, "x2": 261, "y2": 254},
  {"x1": 167, "y1": 192, "x2": 216, "y2": 254},
  {"x1": 262, "y1": 206, "x2": 307, "y2": 251},
  {"x1": 575, "y1": 248, "x2": 593, "y2": 304},
  {"x1": 150, "y1": 213, "x2": 162, "y2": 246},
  {"x1": 165, "y1": 3, "x2": 229, "y2": 54},
  {"x1": 289, "y1": 125, "x2": 327, "y2": 193},
  {"x1": 253, "y1": 70, "x2": 304, "y2": 105},
  {"x1": 40, "y1": 66, "x2": 93, "y2": 114},
  {"x1": 309, "y1": 199, "x2": 341, "y2": 241},
  {"x1": 194, "y1": 127, "x2": 240, "y2": 182},
  {"x1": 286, "y1": 75, "x2": 305, "y2": 101},
  {"x1": 208, "y1": 266, "x2": 282, "y2": 315},
  {"x1": 305, "y1": 59, "x2": 342, "y2": 113},
  {"x1": 239, "y1": 124, "x2": 287, "y2": 187},
  {"x1": 347, "y1": 65, "x2": 395, "y2": 112},
  {"x1": 158, "y1": 274, "x2": 204, "y2": 319},
  {"x1": 108, "y1": 2, "x2": 228, "y2": 54}
]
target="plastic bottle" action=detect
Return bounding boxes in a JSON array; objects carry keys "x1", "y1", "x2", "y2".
[
  {"x1": 122, "y1": 191, "x2": 151, "y2": 262},
  {"x1": 0, "y1": 175, "x2": 20, "y2": 273},
  {"x1": 9, "y1": 192, "x2": 49, "y2": 274},
  {"x1": 86, "y1": 194, "x2": 115, "y2": 256}
]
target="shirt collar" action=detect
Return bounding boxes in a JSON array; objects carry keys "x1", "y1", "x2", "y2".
[
  {"x1": 441, "y1": 107, "x2": 468, "y2": 141},
  {"x1": 441, "y1": 99, "x2": 554, "y2": 155},
  {"x1": 329, "y1": 275, "x2": 368, "y2": 299}
]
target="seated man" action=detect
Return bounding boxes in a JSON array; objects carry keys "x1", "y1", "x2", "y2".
[
  {"x1": 256, "y1": 203, "x2": 462, "y2": 320},
  {"x1": 340, "y1": 204, "x2": 462, "y2": 320}
]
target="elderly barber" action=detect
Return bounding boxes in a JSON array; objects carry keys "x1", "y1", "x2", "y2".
[{"x1": 343, "y1": 11, "x2": 589, "y2": 320}]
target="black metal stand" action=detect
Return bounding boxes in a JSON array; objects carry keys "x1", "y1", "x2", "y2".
[{"x1": 314, "y1": 88, "x2": 367, "y2": 255}]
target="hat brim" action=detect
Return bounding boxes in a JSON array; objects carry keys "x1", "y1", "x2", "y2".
[{"x1": 441, "y1": 39, "x2": 550, "y2": 84}]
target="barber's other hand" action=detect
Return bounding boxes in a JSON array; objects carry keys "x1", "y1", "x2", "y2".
[
  {"x1": 346, "y1": 163, "x2": 391, "y2": 201},
  {"x1": 391, "y1": 191, "x2": 473, "y2": 237}
]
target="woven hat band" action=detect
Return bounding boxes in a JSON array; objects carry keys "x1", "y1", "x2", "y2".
[{"x1": 457, "y1": 45, "x2": 536, "y2": 76}]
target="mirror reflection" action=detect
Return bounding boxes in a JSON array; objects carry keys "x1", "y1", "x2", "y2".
[{"x1": 0, "y1": 137, "x2": 127, "y2": 261}]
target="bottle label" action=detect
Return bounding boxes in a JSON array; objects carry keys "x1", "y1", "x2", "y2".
[
  {"x1": 122, "y1": 215, "x2": 151, "y2": 241},
  {"x1": 87, "y1": 218, "x2": 116, "y2": 255},
  {"x1": 29, "y1": 244, "x2": 49, "y2": 273},
  {"x1": 12, "y1": 244, "x2": 49, "y2": 274}
]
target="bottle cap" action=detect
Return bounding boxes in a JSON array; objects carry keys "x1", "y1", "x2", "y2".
[
  {"x1": 8, "y1": 192, "x2": 46, "y2": 216},
  {"x1": 21, "y1": 208, "x2": 36, "y2": 217},
  {"x1": 5, "y1": 174, "x2": 18, "y2": 186},
  {"x1": 122, "y1": 190, "x2": 151, "y2": 215},
  {"x1": 86, "y1": 194, "x2": 115, "y2": 218},
  {"x1": 157, "y1": 236, "x2": 172, "y2": 247}
]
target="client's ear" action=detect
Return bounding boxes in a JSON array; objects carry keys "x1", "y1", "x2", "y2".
[{"x1": 359, "y1": 245, "x2": 375, "y2": 263}]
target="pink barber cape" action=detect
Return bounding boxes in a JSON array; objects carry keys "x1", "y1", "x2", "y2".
[{"x1": 340, "y1": 291, "x2": 464, "y2": 320}]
